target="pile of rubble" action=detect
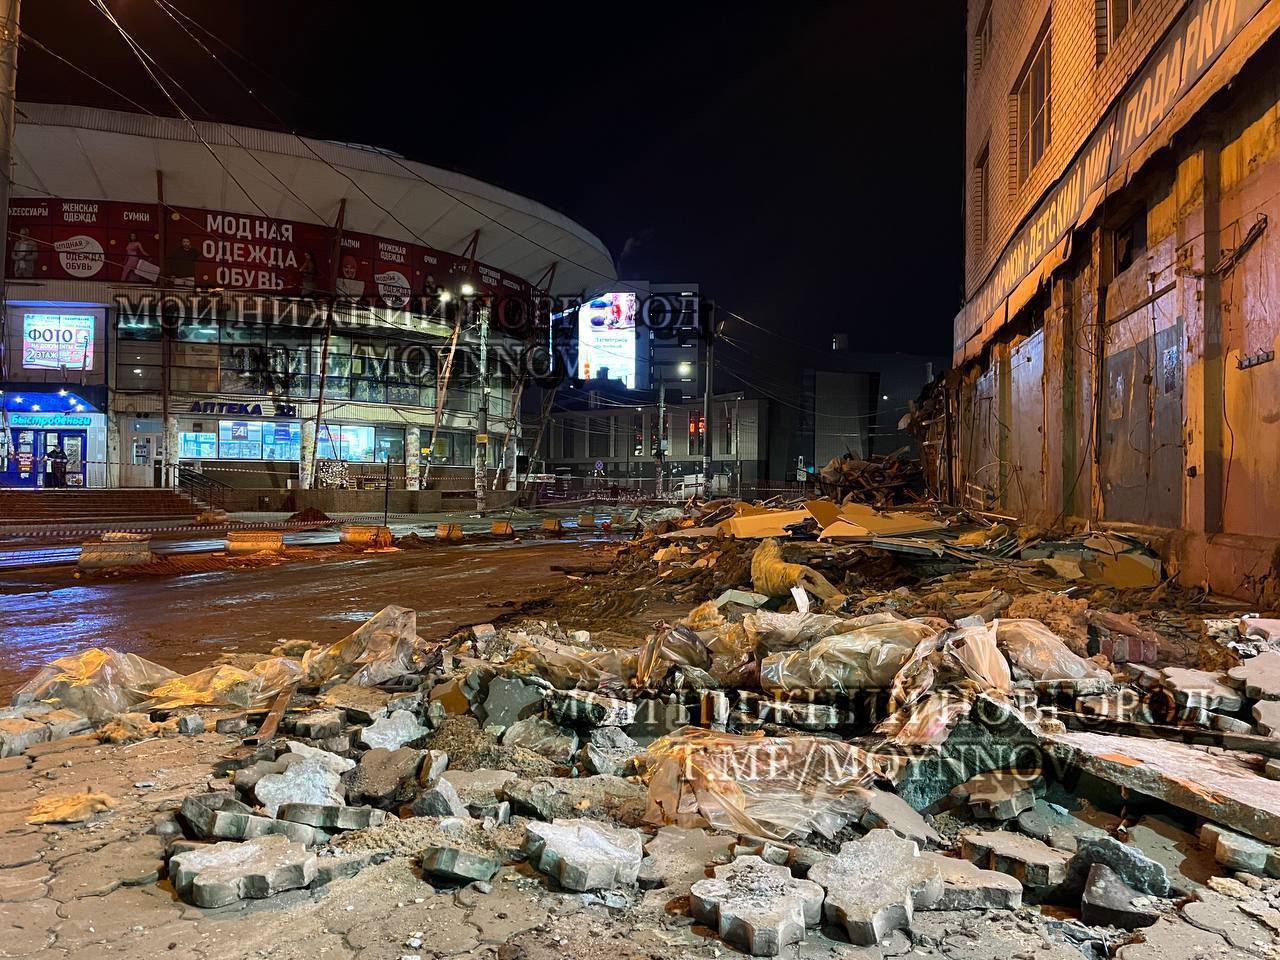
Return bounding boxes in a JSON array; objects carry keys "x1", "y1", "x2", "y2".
[{"x1": 8, "y1": 496, "x2": 1280, "y2": 959}]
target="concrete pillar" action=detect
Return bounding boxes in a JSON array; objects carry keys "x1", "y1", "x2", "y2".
[
  {"x1": 405, "y1": 425, "x2": 421, "y2": 490},
  {"x1": 300, "y1": 419, "x2": 316, "y2": 489},
  {"x1": 163, "y1": 413, "x2": 179, "y2": 488},
  {"x1": 105, "y1": 407, "x2": 121, "y2": 489}
]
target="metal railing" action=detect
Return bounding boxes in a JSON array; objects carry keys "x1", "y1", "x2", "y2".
[{"x1": 177, "y1": 466, "x2": 232, "y2": 509}]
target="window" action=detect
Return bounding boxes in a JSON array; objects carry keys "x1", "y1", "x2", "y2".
[
  {"x1": 688, "y1": 410, "x2": 706, "y2": 457},
  {"x1": 179, "y1": 431, "x2": 217, "y2": 459},
  {"x1": 1014, "y1": 24, "x2": 1051, "y2": 187},
  {"x1": 1097, "y1": 0, "x2": 1140, "y2": 62},
  {"x1": 263, "y1": 422, "x2": 302, "y2": 461},
  {"x1": 973, "y1": 2, "x2": 993, "y2": 74},
  {"x1": 632, "y1": 413, "x2": 645, "y2": 457},
  {"x1": 218, "y1": 420, "x2": 264, "y2": 459},
  {"x1": 317, "y1": 424, "x2": 376, "y2": 462},
  {"x1": 721, "y1": 407, "x2": 734, "y2": 456},
  {"x1": 588, "y1": 418, "x2": 610, "y2": 459},
  {"x1": 972, "y1": 143, "x2": 990, "y2": 253}
]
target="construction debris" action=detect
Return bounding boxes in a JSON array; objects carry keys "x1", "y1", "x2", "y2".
[{"x1": 9, "y1": 490, "x2": 1280, "y2": 957}]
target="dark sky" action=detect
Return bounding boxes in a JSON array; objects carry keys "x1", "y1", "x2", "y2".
[{"x1": 17, "y1": 1, "x2": 964, "y2": 375}]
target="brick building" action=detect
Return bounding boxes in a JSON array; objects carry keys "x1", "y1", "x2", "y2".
[{"x1": 941, "y1": 0, "x2": 1280, "y2": 599}]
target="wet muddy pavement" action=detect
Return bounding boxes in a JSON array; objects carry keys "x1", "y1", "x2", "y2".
[{"x1": 0, "y1": 539, "x2": 597, "y2": 700}]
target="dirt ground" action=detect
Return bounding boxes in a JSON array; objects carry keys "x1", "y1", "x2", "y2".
[{"x1": 0, "y1": 539, "x2": 600, "y2": 701}]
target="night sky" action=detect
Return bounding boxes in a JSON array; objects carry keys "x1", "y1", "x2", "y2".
[{"x1": 17, "y1": 1, "x2": 965, "y2": 379}]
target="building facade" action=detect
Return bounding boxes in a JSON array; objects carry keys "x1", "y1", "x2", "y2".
[
  {"x1": 943, "y1": 0, "x2": 1280, "y2": 598},
  {"x1": 536, "y1": 394, "x2": 769, "y2": 493},
  {"x1": 0, "y1": 104, "x2": 614, "y2": 494}
]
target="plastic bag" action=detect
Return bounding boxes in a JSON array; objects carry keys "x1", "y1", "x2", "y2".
[
  {"x1": 995, "y1": 618, "x2": 1111, "y2": 681},
  {"x1": 948, "y1": 623, "x2": 1013, "y2": 692},
  {"x1": 759, "y1": 618, "x2": 943, "y2": 694},
  {"x1": 145, "y1": 657, "x2": 303, "y2": 710},
  {"x1": 12, "y1": 647, "x2": 179, "y2": 720},
  {"x1": 301, "y1": 604, "x2": 419, "y2": 686},
  {"x1": 639, "y1": 727, "x2": 883, "y2": 841}
]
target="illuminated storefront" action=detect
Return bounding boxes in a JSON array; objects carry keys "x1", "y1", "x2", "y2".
[{"x1": 1, "y1": 102, "x2": 616, "y2": 490}]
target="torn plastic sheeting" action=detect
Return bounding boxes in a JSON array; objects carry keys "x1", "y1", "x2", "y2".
[
  {"x1": 144, "y1": 657, "x2": 304, "y2": 710},
  {"x1": 301, "y1": 604, "x2": 420, "y2": 686},
  {"x1": 880, "y1": 688, "x2": 977, "y2": 746},
  {"x1": 995, "y1": 619, "x2": 1110, "y2": 682},
  {"x1": 948, "y1": 623, "x2": 1013, "y2": 692},
  {"x1": 743, "y1": 608, "x2": 909, "y2": 657},
  {"x1": 505, "y1": 635, "x2": 634, "y2": 690},
  {"x1": 11, "y1": 647, "x2": 180, "y2": 721},
  {"x1": 639, "y1": 727, "x2": 883, "y2": 841},
  {"x1": 759, "y1": 618, "x2": 942, "y2": 695}
]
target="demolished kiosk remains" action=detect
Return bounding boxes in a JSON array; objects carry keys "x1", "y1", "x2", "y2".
[{"x1": 6, "y1": 489, "x2": 1280, "y2": 959}]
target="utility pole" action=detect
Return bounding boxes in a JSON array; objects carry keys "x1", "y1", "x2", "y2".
[
  {"x1": 473, "y1": 299, "x2": 489, "y2": 514},
  {"x1": 654, "y1": 373, "x2": 665, "y2": 500},
  {"x1": 0, "y1": 0, "x2": 21, "y2": 382},
  {"x1": 701, "y1": 301, "x2": 714, "y2": 499},
  {"x1": 734, "y1": 395, "x2": 741, "y2": 499}
]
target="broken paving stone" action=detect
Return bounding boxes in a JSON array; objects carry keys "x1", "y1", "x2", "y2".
[
  {"x1": 179, "y1": 793, "x2": 320, "y2": 846},
  {"x1": 0, "y1": 717, "x2": 51, "y2": 758},
  {"x1": 254, "y1": 756, "x2": 345, "y2": 818},
  {"x1": 292, "y1": 710, "x2": 344, "y2": 739},
  {"x1": 1081, "y1": 863, "x2": 1160, "y2": 929},
  {"x1": 285, "y1": 740, "x2": 356, "y2": 773},
  {"x1": 500, "y1": 717, "x2": 579, "y2": 763},
  {"x1": 480, "y1": 678, "x2": 544, "y2": 731},
  {"x1": 689, "y1": 855, "x2": 824, "y2": 957},
  {"x1": 170, "y1": 833, "x2": 316, "y2": 908},
  {"x1": 808, "y1": 829, "x2": 942, "y2": 946},
  {"x1": 311, "y1": 850, "x2": 377, "y2": 887},
  {"x1": 1067, "y1": 835, "x2": 1171, "y2": 898},
  {"x1": 359, "y1": 710, "x2": 430, "y2": 751},
  {"x1": 1205, "y1": 825, "x2": 1274, "y2": 874},
  {"x1": 581, "y1": 726, "x2": 641, "y2": 777},
  {"x1": 1210, "y1": 713, "x2": 1255, "y2": 735},
  {"x1": 428, "y1": 677, "x2": 471, "y2": 716},
  {"x1": 500, "y1": 774, "x2": 646, "y2": 825},
  {"x1": 638, "y1": 826, "x2": 728, "y2": 892},
  {"x1": 921, "y1": 853, "x2": 1022, "y2": 910},
  {"x1": 276, "y1": 802, "x2": 385, "y2": 831},
  {"x1": 858, "y1": 788, "x2": 941, "y2": 847},
  {"x1": 176, "y1": 714, "x2": 205, "y2": 736},
  {"x1": 961, "y1": 830, "x2": 1072, "y2": 892},
  {"x1": 1015, "y1": 801, "x2": 1109, "y2": 853},
  {"x1": 547, "y1": 690, "x2": 637, "y2": 728},
  {"x1": 409, "y1": 776, "x2": 470, "y2": 818},
  {"x1": 1254, "y1": 701, "x2": 1280, "y2": 737},
  {"x1": 319, "y1": 683, "x2": 391, "y2": 724},
  {"x1": 524, "y1": 818, "x2": 644, "y2": 891},
  {"x1": 420, "y1": 844, "x2": 501, "y2": 884},
  {"x1": 1228, "y1": 651, "x2": 1280, "y2": 701},
  {"x1": 435, "y1": 773, "x2": 509, "y2": 823},
  {"x1": 1159, "y1": 668, "x2": 1243, "y2": 712},
  {"x1": 347, "y1": 747, "x2": 424, "y2": 807},
  {"x1": 952, "y1": 769, "x2": 1037, "y2": 820}
]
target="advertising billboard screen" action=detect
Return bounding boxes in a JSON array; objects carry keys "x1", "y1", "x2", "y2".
[
  {"x1": 22, "y1": 313, "x2": 96, "y2": 370},
  {"x1": 577, "y1": 292, "x2": 637, "y2": 388}
]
